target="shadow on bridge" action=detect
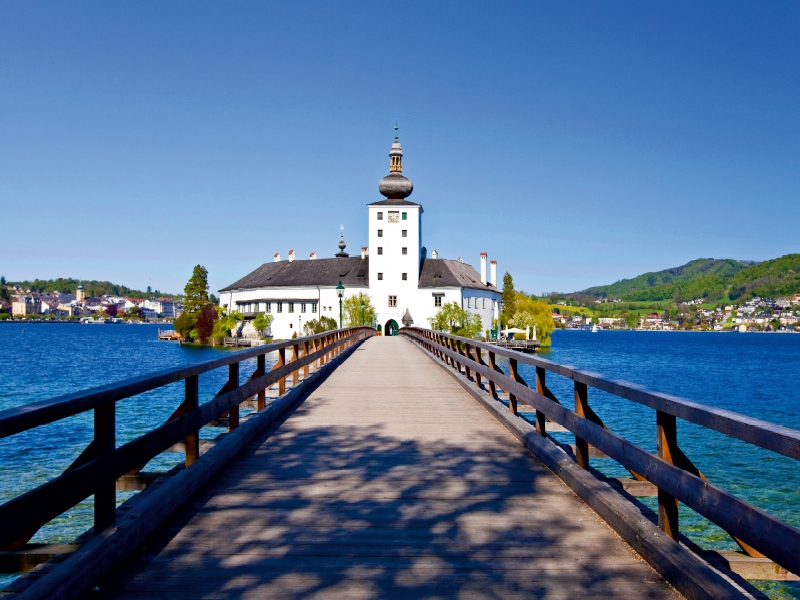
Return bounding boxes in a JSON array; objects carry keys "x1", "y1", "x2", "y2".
[{"x1": 91, "y1": 393, "x2": 672, "y2": 599}]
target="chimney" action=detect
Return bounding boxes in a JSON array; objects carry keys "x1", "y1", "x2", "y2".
[
  {"x1": 480, "y1": 252, "x2": 487, "y2": 285},
  {"x1": 361, "y1": 246, "x2": 367, "y2": 259},
  {"x1": 274, "y1": 252, "x2": 281, "y2": 262},
  {"x1": 490, "y1": 260, "x2": 497, "y2": 287},
  {"x1": 432, "y1": 250, "x2": 438, "y2": 259},
  {"x1": 288, "y1": 250, "x2": 295, "y2": 263},
  {"x1": 309, "y1": 252, "x2": 317, "y2": 260}
]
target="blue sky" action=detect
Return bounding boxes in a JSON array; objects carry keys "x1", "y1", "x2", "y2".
[{"x1": 2, "y1": 2, "x2": 799, "y2": 296}]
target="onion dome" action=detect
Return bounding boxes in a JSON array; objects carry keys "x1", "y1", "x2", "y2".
[{"x1": 378, "y1": 125, "x2": 413, "y2": 199}]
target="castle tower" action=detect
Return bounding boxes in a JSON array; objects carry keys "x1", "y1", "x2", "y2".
[
  {"x1": 76, "y1": 281, "x2": 85, "y2": 302},
  {"x1": 368, "y1": 126, "x2": 423, "y2": 334}
]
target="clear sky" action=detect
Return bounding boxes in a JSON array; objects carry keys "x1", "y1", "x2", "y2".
[{"x1": 2, "y1": 2, "x2": 799, "y2": 296}]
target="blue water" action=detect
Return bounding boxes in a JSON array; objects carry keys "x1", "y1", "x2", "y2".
[{"x1": 0, "y1": 325, "x2": 798, "y2": 597}]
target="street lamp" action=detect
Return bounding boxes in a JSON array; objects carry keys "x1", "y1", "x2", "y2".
[
  {"x1": 336, "y1": 280, "x2": 344, "y2": 329},
  {"x1": 360, "y1": 298, "x2": 365, "y2": 326}
]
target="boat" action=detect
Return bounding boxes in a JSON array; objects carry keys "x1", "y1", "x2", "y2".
[{"x1": 591, "y1": 324, "x2": 600, "y2": 333}]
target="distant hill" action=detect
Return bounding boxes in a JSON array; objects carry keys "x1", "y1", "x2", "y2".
[
  {"x1": 575, "y1": 254, "x2": 800, "y2": 303},
  {"x1": 5, "y1": 278, "x2": 180, "y2": 300}
]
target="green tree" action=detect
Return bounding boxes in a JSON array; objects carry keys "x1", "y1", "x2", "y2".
[
  {"x1": 0, "y1": 276, "x2": 10, "y2": 304},
  {"x1": 508, "y1": 293, "x2": 555, "y2": 346},
  {"x1": 500, "y1": 272, "x2": 516, "y2": 327},
  {"x1": 253, "y1": 312, "x2": 274, "y2": 337},
  {"x1": 212, "y1": 308, "x2": 243, "y2": 344},
  {"x1": 303, "y1": 316, "x2": 337, "y2": 335},
  {"x1": 125, "y1": 306, "x2": 143, "y2": 320},
  {"x1": 342, "y1": 292, "x2": 376, "y2": 327},
  {"x1": 429, "y1": 302, "x2": 483, "y2": 339},
  {"x1": 183, "y1": 265, "x2": 210, "y2": 315}
]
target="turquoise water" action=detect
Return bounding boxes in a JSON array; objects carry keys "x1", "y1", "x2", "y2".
[{"x1": 0, "y1": 325, "x2": 798, "y2": 597}]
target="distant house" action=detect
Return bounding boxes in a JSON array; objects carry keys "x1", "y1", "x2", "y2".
[{"x1": 12, "y1": 296, "x2": 41, "y2": 317}]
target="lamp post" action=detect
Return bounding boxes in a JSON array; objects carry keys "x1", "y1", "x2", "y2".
[
  {"x1": 336, "y1": 280, "x2": 344, "y2": 329},
  {"x1": 360, "y1": 299, "x2": 365, "y2": 326}
]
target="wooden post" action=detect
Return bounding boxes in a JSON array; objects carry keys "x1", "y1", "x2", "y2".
[
  {"x1": 463, "y1": 343, "x2": 472, "y2": 380},
  {"x1": 184, "y1": 375, "x2": 200, "y2": 464},
  {"x1": 487, "y1": 352, "x2": 498, "y2": 398},
  {"x1": 535, "y1": 367, "x2": 547, "y2": 437},
  {"x1": 303, "y1": 341, "x2": 310, "y2": 378},
  {"x1": 474, "y1": 346, "x2": 484, "y2": 388},
  {"x1": 278, "y1": 348, "x2": 286, "y2": 395},
  {"x1": 573, "y1": 381, "x2": 589, "y2": 469},
  {"x1": 508, "y1": 358, "x2": 521, "y2": 415},
  {"x1": 227, "y1": 362, "x2": 240, "y2": 431},
  {"x1": 256, "y1": 355, "x2": 266, "y2": 411},
  {"x1": 292, "y1": 344, "x2": 300, "y2": 385},
  {"x1": 657, "y1": 410, "x2": 680, "y2": 540},
  {"x1": 94, "y1": 401, "x2": 116, "y2": 533}
]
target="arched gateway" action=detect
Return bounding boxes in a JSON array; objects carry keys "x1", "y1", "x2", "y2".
[{"x1": 384, "y1": 319, "x2": 399, "y2": 336}]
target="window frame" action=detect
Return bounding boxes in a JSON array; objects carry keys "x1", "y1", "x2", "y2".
[
  {"x1": 377, "y1": 273, "x2": 383, "y2": 280},
  {"x1": 402, "y1": 273, "x2": 407, "y2": 281},
  {"x1": 388, "y1": 295, "x2": 397, "y2": 307}
]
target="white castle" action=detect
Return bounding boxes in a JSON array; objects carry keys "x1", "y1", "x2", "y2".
[{"x1": 218, "y1": 131, "x2": 501, "y2": 338}]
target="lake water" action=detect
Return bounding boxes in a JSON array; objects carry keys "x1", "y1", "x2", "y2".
[{"x1": 0, "y1": 324, "x2": 798, "y2": 597}]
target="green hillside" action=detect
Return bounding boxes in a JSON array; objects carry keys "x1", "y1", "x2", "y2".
[
  {"x1": 6, "y1": 278, "x2": 180, "y2": 300},
  {"x1": 576, "y1": 254, "x2": 800, "y2": 303}
]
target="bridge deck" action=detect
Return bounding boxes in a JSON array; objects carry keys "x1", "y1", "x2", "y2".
[{"x1": 92, "y1": 336, "x2": 679, "y2": 599}]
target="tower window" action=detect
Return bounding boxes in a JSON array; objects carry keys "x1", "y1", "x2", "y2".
[
  {"x1": 402, "y1": 247, "x2": 407, "y2": 255},
  {"x1": 434, "y1": 296, "x2": 442, "y2": 307},
  {"x1": 402, "y1": 230, "x2": 407, "y2": 237},
  {"x1": 402, "y1": 212, "x2": 407, "y2": 220},
  {"x1": 377, "y1": 212, "x2": 383, "y2": 220},
  {"x1": 312, "y1": 303, "x2": 317, "y2": 313},
  {"x1": 277, "y1": 302, "x2": 283, "y2": 313},
  {"x1": 266, "y1": 302, "x2": 272, "y2": 313},
  {"x1": 288, "y1": 302, "x2": 294, "y2": 313},
  {"x1": 388, "y1": 295, "x2": 397, "y2": 307},
  {"x1": 402, "y1": 273, "x2": 407, "y2": 281},
  {"x1": 378, "y1": 229, "x2": 383, "y2": 237},
  {"x1": 377, "y1": 247, "x2": 383, "y2": 255},
  {"x1": 378, "y1": 273, "x2": 383, "y2": 280},
  {"x1": 301, "y1": 303, "x2": 306, "y2": 313}
]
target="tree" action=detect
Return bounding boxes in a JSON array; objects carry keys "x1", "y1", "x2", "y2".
[
  {"x1": 173, "y1": 311, "x2": 194, "y2": 337},
  {"x1": 105, "y1": 304, "x2": 118, "y2": 318},
  {"x1": 508, "y1": 293, "x2": 555, "y2": 347},
  {"x1": 0, "y1": 276, "x2": 9, "y2": 304},
  {"x1": 195, "y1": 305, "x2": 217, "y2": 344},
  {"x1": 212, "y1": 308, "x2": 243, "y2": 344},
  {"x1": 210, "y1": 293, "x2": 219, "y2": 304},
  {"x1": 500, "y1": 272, "x2": 516, "y2": 327},
  {"x1": 429, "y1": 302, "x2": 483, "y2": 339},
  {"x1": 183, "y1": 265, "x2": 210, "y2": 316},
  {"x1": 342, "y1": 292, "x2": 376, "y2": 327},
  {"x1": 125, "y1": 306, "x2": 142, "y2": 320},
  {"x1": 253, "y1": 312, "x2": 274, "y2": 337},
  {"x1": 147, "y1": 285, "x2": 152, "y2": 293},
  {"x1": 303, "y1": 316, "x2": 337, "y2": 335}
]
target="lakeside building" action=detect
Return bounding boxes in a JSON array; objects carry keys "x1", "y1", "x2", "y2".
[
  {"x1": 219, "y1": 133, "x2": 501, "y2": 339},
  {"x1": 11, "y1": 296, "x2": 41, "y2": 317}
]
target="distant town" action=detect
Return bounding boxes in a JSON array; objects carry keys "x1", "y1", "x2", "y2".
[
  {"x1": 551, "y1": 294, "x2": 800, "y2": 333},
  {"x1": 3, "y1": 281, "x2": 183, "y2": 323}
]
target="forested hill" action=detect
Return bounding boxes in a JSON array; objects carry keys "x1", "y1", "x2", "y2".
[
  {"x1": 576, "y1": 254, "x2": 800, "y2": 302},
  {"x1": 6, "y1": 278, "x2": 180, "y2": 299}
]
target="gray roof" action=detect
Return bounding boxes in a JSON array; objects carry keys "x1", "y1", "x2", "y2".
[
  {"x1": 367, "y1": 198, "x2": 422, "y2": 207},
  {"x1": 220, "y1": 257, "x2": 369, "y2": 292},
  {"x1": 418, "y1": 259, "x2": 499, "y2": 292}
]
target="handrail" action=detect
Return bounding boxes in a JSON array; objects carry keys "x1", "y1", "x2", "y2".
[
  {"x1": 0, "y1": 327, "x2": 375, "y2": 551},
  {"x1": 401, "y1": 327, "x2": 800, "y2": 576}
]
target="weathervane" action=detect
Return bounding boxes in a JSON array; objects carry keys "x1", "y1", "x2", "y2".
[{"x1": 394, "y1": 118, "x2": 399, "y2": 140}]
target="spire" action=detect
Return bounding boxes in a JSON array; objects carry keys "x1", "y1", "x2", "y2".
[
  {"x1": 389, "y1": 124, "x2": 403, "y2": 173},
  {"x1": 335, "y1": 224, "x2": 349, "y2": 257}
]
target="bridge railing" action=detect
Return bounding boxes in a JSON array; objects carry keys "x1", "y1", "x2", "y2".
[
  {"x1": 0, "y1": 327, "x2": 375, "y2": 552},
  {"x1": 401, "y1": 327, "x2": 800, "y2": 576}
]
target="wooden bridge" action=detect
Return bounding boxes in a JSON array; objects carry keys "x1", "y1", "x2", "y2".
[{"x1": 0, "y1": 327, "x2": 798, "y2": 599}]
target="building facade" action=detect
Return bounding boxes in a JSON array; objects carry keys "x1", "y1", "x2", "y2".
[{"x1": 219, "y1": 133, "x2": 501, "y2": 339}]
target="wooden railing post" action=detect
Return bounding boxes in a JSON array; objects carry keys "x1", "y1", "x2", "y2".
[
  {"x1": 657, "y1": 410, "x2": 680, "y2": 540},
  {"x1": 508, "y1": 358, "x2": 522, "y2": 415},
  {"x1": 303, "y1": 340, "x2": 310, "y2": 378},
  {"x1": 292, "y1": 344, "x2": 300, "y2": 385},
  {"x1": 227, "y1": 362, "x2": 240, "y2": 431},
  {"x1": 94, "y1": 401, "x2": 116, "y2": 533},
  {"x1": 474, "y1": 346, "x2": 484, "y2": 388},
  {"x1": 487, "y1": 351, "x2": 499, "y2": 398},
  {"x1": 277, "y1": 348, "x2": 287, "y2": 394},
  {"x1": 573, "y1": 381, "x2": 590, "y2": 469},
  {"x1": 184, "y1": 374, "x2": 200, "y2": 464},
  {"x1": 535, "y1": 367, "x2": 547, "y2": 437},
  {"x1": 256, "y1": 355, "x2": 266, "y2": 411},
  {"x1": 463, "y1": 343, "x2": 472, "y2": 380}
]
